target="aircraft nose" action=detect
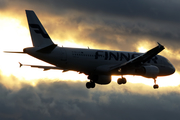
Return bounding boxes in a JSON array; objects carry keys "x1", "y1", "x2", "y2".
[{"x1": 169, "y1": 65, "x2": 175, "y2": 75}]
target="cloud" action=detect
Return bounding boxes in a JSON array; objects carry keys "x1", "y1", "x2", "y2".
[
  {"x1": 13, "y1": 0, "x2": 180, "y2": 23},
  {"x1": 0, "y1": 73, "x2": 180, "y2": 120},
  {"x1": 1, "y1": 1, "x2": 180, "y2": 119},
  {"x1": 0, "y1": 0, "x2": 7, "y2": 9},
  {"x1": 2, "y1": 0, "x2": 180, "y2": 51}
]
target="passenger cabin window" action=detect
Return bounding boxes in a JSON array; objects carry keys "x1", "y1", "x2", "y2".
[{"x1": 72, "y1": 51, "x2": 95, "y2": 57}]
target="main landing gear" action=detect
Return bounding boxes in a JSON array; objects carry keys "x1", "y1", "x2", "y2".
[
  {"x1": 86, "y1": 81, "x2": 95, "y2": 89},
  {"x1": 117, "y1": 77, "x2": 127, "y2": 85},
  {"x1": 153, "y1": 78, "x2": 159, "y2": 89},
  {"x1": 86, "y1": 76, "x2": 159, "y2": 89}
]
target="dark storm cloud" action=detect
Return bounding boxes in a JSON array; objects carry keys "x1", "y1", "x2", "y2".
[
  {"x1": 2, "y1": 0, "x2": 180, "y2": 51},
  {"x1": 20, "y1": 0, "x2": 180, "y2": 50},
  {"x1": 20, "y1": 0, "x2": 180, "y2": 23},
  {"x1": 41, "y1": 13, "x2": 180, "y2": 51},
  {"x1": 0, "y1": 74, "x2": 180, "y2": 120},
  {"x1": 0, "y1": 0, "x2": 7, "y2": 9},
  {"x1": 1, "y1": 1, "x2": 180, "y2": 119}
]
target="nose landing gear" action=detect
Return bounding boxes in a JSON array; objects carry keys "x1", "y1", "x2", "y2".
[{"x1": 153, "y1": 78, "x2": 159, "y2": 89}]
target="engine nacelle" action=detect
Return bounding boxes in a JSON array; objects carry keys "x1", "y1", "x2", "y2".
[
  {"x1": 135, "y1": 65, "x2": 159, "y2": 78},
  {"x1": 89, "y1": 75, "x2": 111, "y2": 84}
]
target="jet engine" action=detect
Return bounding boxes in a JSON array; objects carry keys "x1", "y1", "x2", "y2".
[
  {"x1": 88, "y1": 74, "x2": 111, "y2": 84},
  {"x1": 135, "y1": 65, "x2": 159, "y2": 78}
]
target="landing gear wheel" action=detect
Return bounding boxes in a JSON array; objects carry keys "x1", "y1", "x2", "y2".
[
  {"x1": 153, "y1": 78, "x2": 159, "y2": 89},
  {"x1": 117, "y1": 77, "x2": 127, "y2": 85},
  {"x1": 86, "y1": 82, "x2": 91, "y2": 89},
  {"x1": 86, "y1": 82, "x2": 95, "y2": 89},
  {"x1": 153, "y1": 84, "x2": 159, "y2": 89},
  {"x1": 117, "y1": 78, "x2": 122, "y2": 84},
  {"x1": 122, "y1": 78, "x2": 127, "y2": 84},
  {"x1": 91, "y1": 82, "x2": 95, "y2": 88}
]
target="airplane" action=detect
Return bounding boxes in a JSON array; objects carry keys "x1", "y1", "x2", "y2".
[{"x1": 4, "y1": 10, "x2": 175, "y2": 89}]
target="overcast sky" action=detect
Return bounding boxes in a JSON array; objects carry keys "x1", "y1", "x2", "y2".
[{"x1": 1, "y1": 0, "x2": 180, "y2": 119}]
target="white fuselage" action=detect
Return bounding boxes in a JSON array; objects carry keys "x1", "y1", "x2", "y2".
[{"x1": 24, "y1": 46, "x2": 175, "y2": 77}]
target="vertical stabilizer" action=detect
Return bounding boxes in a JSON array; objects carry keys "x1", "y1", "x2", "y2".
[{"x1": 26, "y1": 10, "x2": 54, "y2": 48}]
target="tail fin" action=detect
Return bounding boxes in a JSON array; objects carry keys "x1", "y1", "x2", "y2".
[{"x1": 26, "y1": 10, "x2": 54, "y2": 48}]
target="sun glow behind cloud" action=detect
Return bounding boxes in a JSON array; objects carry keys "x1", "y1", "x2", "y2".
[
  {"x1": 138, "y1": 47, "x2": 148, "y2": 53},
  {"x1": 0, "y1": 15, "x2": 180, "y2": 88}
]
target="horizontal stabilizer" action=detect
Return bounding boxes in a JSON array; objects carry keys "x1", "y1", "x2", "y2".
[
  {"x1": 19, "y1": 62, "x2": 65, "y2": 71},
  {"x1": 4, "y1": 51, "x2": 25, "y2": 53}
]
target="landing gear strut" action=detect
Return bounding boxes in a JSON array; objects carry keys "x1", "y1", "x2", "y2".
[
  {"x1": 86, "y1": 81, "x2": 95, "y2": 89},
  {"x1": 153, "y1": 78, "x2": 159, "y2": 89},
  {"x1": 117, "y1": 77, "x2": 127, "y2": 85}
]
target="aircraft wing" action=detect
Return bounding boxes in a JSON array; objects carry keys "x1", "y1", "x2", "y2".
[
  {"x1": 109, "y1": 42, "x2": 165, "y2": 71},
  {"x1": 19, "y1": 62, "x2": 67, "y2": 71}
]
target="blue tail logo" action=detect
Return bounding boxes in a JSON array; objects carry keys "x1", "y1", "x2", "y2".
[{"x1": 29, "y1": 24, "x2": 50, "y2": 39}]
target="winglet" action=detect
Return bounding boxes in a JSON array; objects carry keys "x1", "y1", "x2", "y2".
[{"x1": 157, "y1": 42, "x2": 164, "y2": 49}]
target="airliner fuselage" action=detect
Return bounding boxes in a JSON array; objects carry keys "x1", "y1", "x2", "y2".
[
  {"x1": 5, "y1": 10, "x2": 176, "y2": 89},
  {"x1": 24, "y1": 46, "x2": 175, "y2": 83}
]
